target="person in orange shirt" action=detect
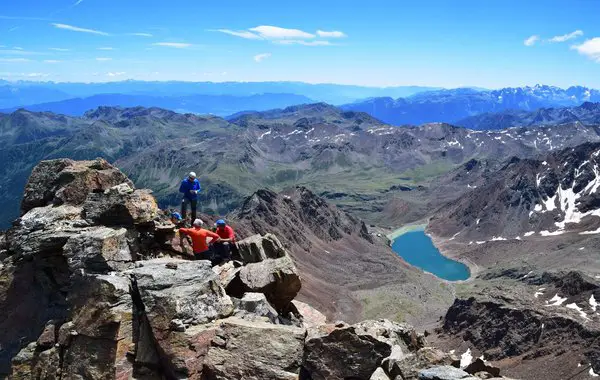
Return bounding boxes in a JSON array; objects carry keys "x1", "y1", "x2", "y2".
[{"x1": 179, "y1": 219, "x2": 222, "y2": 264}]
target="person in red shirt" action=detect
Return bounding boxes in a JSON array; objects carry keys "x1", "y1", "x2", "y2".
[
  {"x1": 179, "y1": 219, "x2": 222, "y2": 264},
  {"x1": 213, "y1": 219, "x2": 236, "y2": 262}
]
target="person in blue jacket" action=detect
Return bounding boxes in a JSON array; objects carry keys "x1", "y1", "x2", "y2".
[{"x1": 179, "y1": 172, "x2": 201, "y2": 224}]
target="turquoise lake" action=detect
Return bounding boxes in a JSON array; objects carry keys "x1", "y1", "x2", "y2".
[{"x1": 391, "y1": 229, "x2": 470, "y2": 281}]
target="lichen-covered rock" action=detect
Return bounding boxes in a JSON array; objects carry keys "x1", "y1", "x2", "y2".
[
  {"x1": 131, "y1": 259, "x2": 234, "y2": 378},
  {"x1": 9, "y1": 344, "x2": 61, "y2": 380},
  {"x1": 303, "y1": 322, "x2": 394, "y2": 380},
  {"x1": 63, "y1": 226, "x2": 133, "y2": 273},
  {"x1": 131, "y1": 258, "x2": 234, "y2": 328},
  {"x1": 233, "y1": 292, "x2": 280, "y2": 324},
  {"x1": 418, "y1": 366, "x2": 473, "y2": 380},
  {"x1": 235, "y1": 233, "x2": 288, "y2": 263},
  {"x1": 83, "y1": 183, "x2": 158, "y2": 226},
  {"x1": 292, "y1": 300, "x2": 327, "y2": 327},
  {"x1": 386, "y1": 347, "x2": 458, "y2": 380},
  {"x1": 21, "y1": 158, "x2": 132, "y2": 214},
  {"x1": 204, "y1": 317, "x2": 305, "y2": 380},
  {"x1": 62, "y1": 274, "x2": 135, "y2": 380},
  {"x1": 7, "y1": 204, "x2": 84, "y2": 256},
  {"x1": 239, "y1": 255, "x2": 301, "y2": 312}
]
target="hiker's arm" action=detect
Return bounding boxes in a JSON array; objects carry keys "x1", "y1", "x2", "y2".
[
  {"x1": 219, "y1": 228, "x2": 235, "y2": 242},
  {"x1": 208, "y1": 231, "x2": 221, "y2": 244}
]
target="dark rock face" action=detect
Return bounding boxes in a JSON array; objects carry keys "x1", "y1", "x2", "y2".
[
  {"x1": 303, "y1": 325, "x2": 392, "y2": 380},
  {"x1": 430, "y1": 142, "x2": 600, "y2": 240},
  {"x1": 439, "y1": 271, "x2": 600, "y2": 378}
]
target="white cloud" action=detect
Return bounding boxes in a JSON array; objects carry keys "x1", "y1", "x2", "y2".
[
  {"x1": 0, "y1": 49, "x2": 40, "y2": 55},
  {"x1": 524, "y1": 35, "x2": 540, "y2": 47},
  {"x1": 97, "y1": 47, "x2": 114, "y2": 50},
  {"x1": 26, "y1": 72, "x2": 49, "y2": 78},
  {"x1": 274, "y1": 40, "x2": 332, "y2": 46},
  {"x1": 43, "y1": 60, "x2": 61, "y2": 63},
  {"x1": 13, "y1": 47, "x2": 23, "y2": 50},
  {"x1": 73, "y1": 0, "x2": 84, "y2": 6},
  {"x1": 212, "y1": 29, "x2": 262, "y2": 39},
  {"x1": 572, "y1": 37, "x2": 600, "y2": 62},
  {"x1": 49, "y1": 47, "x2": 70, "y2": 51},
  {"x1": 0, "y1": 58, "x2": 31, "y2": 63},
  {"x1": 96, "y1": 57, "x2": 112, "y2": 61},
  {"x1": 316, "y1": 30, "x2": 346, "y2": 38},
  {"x1": 254, "y1": 53, "x2": 271, "y2": 62},
  {"x1": 107, "y1": 71, "x2": 126, "y2": 77},
  {"x1": 249, "y1": 25, "x2": 314, "y2": 39},
  {"x1": 51, "y1": 23, "x2": 109, "y2": 36},
  {"x1": 152, "y1": 42, "x2": 192, "y2": 48},
  {"x1": 130, "y1": 32, "x2": 153, "y2": 37},
  {"x1": 550, "y1": 30, "x2": 583, "y2": 43}
]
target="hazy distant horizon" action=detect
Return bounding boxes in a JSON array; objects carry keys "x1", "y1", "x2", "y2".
[{"x1": 2, "y1": 0, "x2": 599, "y2": 88}]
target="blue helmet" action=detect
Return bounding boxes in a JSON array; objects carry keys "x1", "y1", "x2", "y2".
[
  {"x1": 171, "y1": 212, "x2": 183, "y2": 221},
  {"x1": 216, "y1": 219, "x2": 226, "y2": 226}
]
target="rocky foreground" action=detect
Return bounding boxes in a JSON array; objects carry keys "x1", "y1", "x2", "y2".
[{"x1": 0, "y1": 158, "x2": 514, "y2": 380}]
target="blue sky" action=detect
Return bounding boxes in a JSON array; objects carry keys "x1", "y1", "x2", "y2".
[{"x1": 1, "y1": 0, "x2": 599, "y2": 88}]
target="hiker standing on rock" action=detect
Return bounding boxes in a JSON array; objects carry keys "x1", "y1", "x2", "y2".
[
  {"x1": 179, "y1": 172, "x2": 201, "y2": 224},
  {"x1": 179, "y1": 219, "x2": 222, "y2": 265}
]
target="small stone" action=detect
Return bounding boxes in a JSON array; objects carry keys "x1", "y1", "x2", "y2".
[
  {"x1": 169, "y1": 319, "x2": 186, "y2": 332},
  {"x1": 165, "y1": 262, "x2": 178, "y2": 270},
  {"x1": 211, "y1": 336, "x2": 227, "y2": 348},
  {"x1": 36, "y1": 322, "x2": 56, "y2": 349},
  {"x1": 58, "y1": 321, "x2": 76, "y2": 347}
]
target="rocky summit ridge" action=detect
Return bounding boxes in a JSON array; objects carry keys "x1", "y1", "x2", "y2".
[{"x1": 0, "y1": 159, "x2": 513, "y2": 380}]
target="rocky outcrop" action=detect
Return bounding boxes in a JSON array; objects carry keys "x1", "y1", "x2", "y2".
[
  {"x1": 0, "y1": 159, "x2": 512, "y2": 379},
  {"x1": 204, "y1": 317, "x2": 305, "y2": 379},
  {"x1": 20, "y1": 158, "x2": 133, "y2": 214}
]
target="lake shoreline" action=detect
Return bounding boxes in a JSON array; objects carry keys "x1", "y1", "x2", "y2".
[
  {"x1": 386, "y1": 223, "x2": 427, "y2": 241},
  {"x1": 388, "y1": 223, "x2": 476, "y2": 282}
]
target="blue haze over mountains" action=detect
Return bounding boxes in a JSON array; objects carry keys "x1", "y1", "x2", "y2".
[{"x1": 2, "y1": 81, "x2": 600, "y2": 127}]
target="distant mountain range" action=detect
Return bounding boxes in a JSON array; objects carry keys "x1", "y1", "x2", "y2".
[
  {"x1": 0, "y1": 80, "x2": 439, "y2": 108},
  {"x1": 2, "y1": 103, "x2": 600, "y2": 229},
  {"x1": 342, "y1": 85, "x2": 600, "y2": 125},
  {"x1": 0, "y1": 93, "x2": 315, "y2": 117},
  {"x1": 456, "y1": 102, "x2": 600, "y2": 130}
]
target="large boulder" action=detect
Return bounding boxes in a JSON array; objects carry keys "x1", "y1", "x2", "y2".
[
  {"x1": 204, "y1": 317, "x2": 305, "y2": 380},
  {"x1": 418, "y1": 366, "x2": 474, "y2": 380},
  {"x1": 21, "y1": 158, "x2": 132, "y2": 214},
  {"x1": 235, "y1": 233, "x2": 288, "y2": 263},
  {"x1": 232, "y1": 292, "x2": 280, "y2": 324},
  {"x1": 131, "y1": 259, "x2": 234, "y2": 328},
  {"x1": 62, "y1": 226, "x2": 133, "y2": 273},
  {"x1": 83, "y1": 183, "x2": 158, "y2": 226},
  {"x1": 131, "y1": 259, "x2": 234, "y2": 379},
  {"x1": 303, "y1": 322, "x2": 394, "y2": 380},
  {"x1": 6, "y1": 204, "x2": 84, "y2": 256},
  {"x1": 61, "y1": 274, "x2": 136, "y2": 380},
  {"x1": 238, "y1": 255, "x2": 301, "y2": 312},
  {"x1": 385, "y1": 347, "x2": 458, "y2": 380}
]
